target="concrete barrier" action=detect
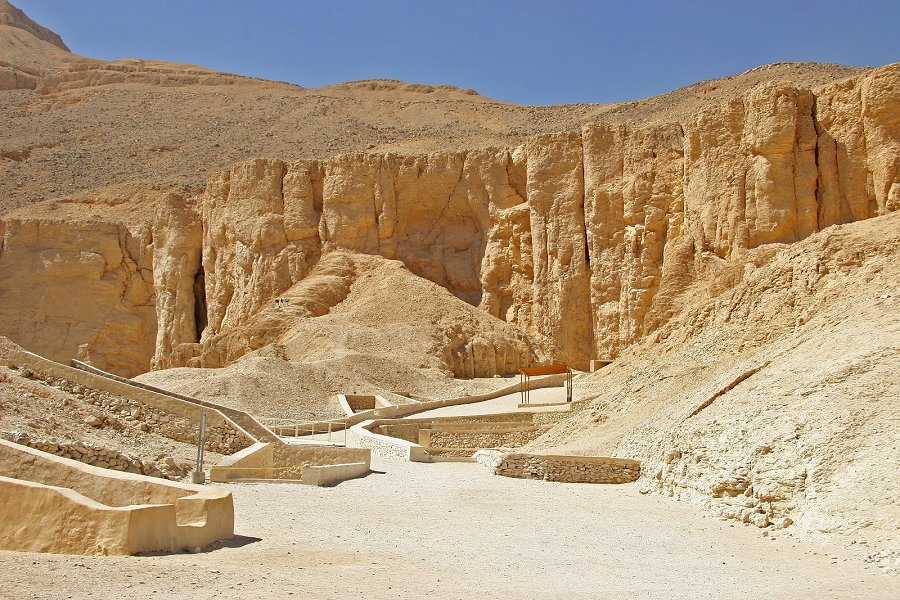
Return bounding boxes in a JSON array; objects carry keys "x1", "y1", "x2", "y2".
[
  {"x1": 347, "y1": 421, "x2": 433, "y2": 462},
  {"x1": 210, "y1": 443, "x2": 274, "y2": 482},
  {"x1": 301, "y1": 462, "x2": 370, "y2": 486},
  {"x1": 342, "y1": 372, "x2": 571, "y2": 427},
  {"x1": 337, "y1": 394, "x2": 392, "y2": 416}
]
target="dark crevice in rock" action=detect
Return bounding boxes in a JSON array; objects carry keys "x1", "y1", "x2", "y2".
[{"x1": 193, "y1": 266, "x2": 207, "y2": 341}]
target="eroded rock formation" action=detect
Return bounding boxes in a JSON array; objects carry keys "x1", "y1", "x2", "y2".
[{"x1": 0, "y1": 64, "x2": 897, "y2": 376}]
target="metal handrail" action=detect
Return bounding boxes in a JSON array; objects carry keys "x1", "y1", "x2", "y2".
[{"x1": 258, "y1": 418, "x2": 349, "y2": 446}]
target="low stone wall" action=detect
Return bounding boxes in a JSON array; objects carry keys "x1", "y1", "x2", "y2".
[
  {"x1": 301, "y1": 462, "x2": 370, "y2": 486},
  {"x1": 355, "y1": 411, "x2": 574, "y2": 462},
  {"x1": 345, "y1": 395, "x2": 377, "y2": 412},
  {"x1": 475, "y1": 450, "x2": 641, "y2": 484},
  {"x1": 273, "y1": 444, "x2": 370, "y2": 477},
  {"x1": 422, "y1": 426, "x2": 549, "y2": 450},
  {"x1": 0, "y1": 430, "x2": 188, "y2": 480},
  {"x1": 347, "y1": 422, "x2": 431, "y2": 462},
  {"x1": 531, "y1": 406, "x2": 586, "y2": 424},
  {"x1": 375, "y1": 422, "x2": 426, "y2": 443},
  {"x1": 0, "y1": 440, "x2": 233, "y2": 555},
  {"x1": 373, "y1": 411, "x2": 567, "y2": 442},
  {"x1": 343, "y1": 373, "x2": 572, "y2": 426},
  {"x1": 210, "y1": 443, "x2": 274, "y2": 482}
]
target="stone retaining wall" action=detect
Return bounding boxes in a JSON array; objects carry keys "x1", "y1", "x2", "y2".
[
  {"x1": 372, "y1": 411, "x2": 569, "y2": 444},
  {"x1": 346, "y1": 422, "x2": 431, "y2": 462},
  {"x1": 344, "y1": 373, "x2": 572, "y2": 426},
  {"x1": 373, "y1": 423, "x2": 423, "y2": 443},
  {"x1": 424, "y1": 426, "x2": 549, "y2": 450},
  {"x1": 0, "y1": 431, "x2": 188, "y2": 480},
  {"x1": 0, "y1": 440, "x2": 234, "y2": 555},
  {"x1": 211, "y1": 442, "x2": 372, "y2": 483},
  {"x1": 347, "y1": 426, "x2": 412, "y2": 461},
  {"x1": 475, "y1": 450, "x2": 641, "y2": 484},
  {"x1": 19, "y1": 368, "x2": 251, "y2": 455},
  {"x1": 345, "y1": 395, "x2": 377, "y2": 412}
]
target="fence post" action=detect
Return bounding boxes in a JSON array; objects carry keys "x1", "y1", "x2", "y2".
[{"x1": 191, "y1": 408, "x2": 207, "y2": 484}]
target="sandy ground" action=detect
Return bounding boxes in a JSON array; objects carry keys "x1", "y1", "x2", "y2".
[{"x1": 1, "y1": 457, "x2": 895, "y2": 600}]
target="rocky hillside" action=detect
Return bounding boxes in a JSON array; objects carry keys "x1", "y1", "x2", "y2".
[
  {"x1": 529, "y1": 211, "x2": 899, "y2": 556},
  {"x1": 135, "y1": 251, "x2": 547, "y2": 419},
  {"x1": 0, "y1": 0, "x2": 868, "y2": 212}
]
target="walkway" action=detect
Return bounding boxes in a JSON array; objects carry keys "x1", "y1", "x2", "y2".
[
  {"x1": 405, "y1": 385, "x2": 571, "y2": 419},
  {"x1": 1, "y1": 457, "x2": 892, "y2": 599},
  {"x1": 70, "y1": 359, "x2": 281, "y2": 444}
]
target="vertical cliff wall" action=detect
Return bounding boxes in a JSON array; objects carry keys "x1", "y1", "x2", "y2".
[
  {"x1": 1, "y1": 65, "x2": 897, "y2": 375},
  {"x1": 0, "y1": 217, "x2": 155, "y2": 376}
]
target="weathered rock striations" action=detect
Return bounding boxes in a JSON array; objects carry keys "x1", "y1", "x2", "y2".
[
  {"x1": 0, "y1": 64, "x2": 897, "y2": 376},
  {"x1": 0, "y1": 215, "x2": 156, "y2": 377},
  {"x1": 183, "y1": 65, "x2": 899, "y2": 368}
]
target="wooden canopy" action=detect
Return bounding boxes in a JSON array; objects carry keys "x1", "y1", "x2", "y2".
[
  {"x1": 519, "y1": 363, "x2": 573, "y2": 404},
  {"x1": 519, "y1": 363, "x2": 570, "y2": 377}
]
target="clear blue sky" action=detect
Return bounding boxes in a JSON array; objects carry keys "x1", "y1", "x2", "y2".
[{"x1": 14, "y1": 0, "x2": 900, "y2": 105}]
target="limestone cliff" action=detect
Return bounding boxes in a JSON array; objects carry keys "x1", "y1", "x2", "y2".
[
  {"x1": 154, "y1": 64, "x2": 899, "y2": 370},
  {"x1": 0, "y1": 211, "x2": 155, "y2": 376},
  {"x1": 0, "y1": 64, "x2": 897, "y2": 376}
]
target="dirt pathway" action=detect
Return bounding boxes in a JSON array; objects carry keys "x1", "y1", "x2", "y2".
[{"x1": 1, "y1": 457, "x2": 895, "y2": 599}]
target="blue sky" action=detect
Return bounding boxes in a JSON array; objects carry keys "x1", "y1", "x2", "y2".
[{"x1": 14, "y1": 0, "x2": 899, "y2": 105}]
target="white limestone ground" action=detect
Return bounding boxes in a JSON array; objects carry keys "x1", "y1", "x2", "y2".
[{"x1": 0, "y1": 457, "x2": 895, "y2": 599}]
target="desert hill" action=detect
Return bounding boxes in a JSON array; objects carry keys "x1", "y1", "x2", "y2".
[
  {"x1": 136, "y1": 251, "x2": 550, "y2": 419},
  {"x1": 0, "y1": 1, "x2": 898, "y2": 557},
  {"x1": 0, "y1": 0, "x2": 870, "y2": 211},
  {"x1": 529, "y1": 210, "x2": 899, "y2": 549},
  {"x1": 0, "y1": 0, "x2": 71, "y2": 70}
]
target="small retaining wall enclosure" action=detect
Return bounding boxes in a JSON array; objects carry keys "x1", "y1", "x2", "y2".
[
  {"x1": 210, "y1": 442, "x2": 370, "y2": 485},
  {"x1": 474, "y1": 449, "x2": 641, "y2": 484},
  {"x1": 338, "y1": 394, "x2": 391, "y2": 414},
  {"x1": 351, "y1": 402, "x2": 582, "y2": 461},
  {"x1": 0, "y1": 440, "x2": 234, "y2": 555}
]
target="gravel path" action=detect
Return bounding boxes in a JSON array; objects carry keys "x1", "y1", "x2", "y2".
[{"x1": 1, "y1": 456, "x2": 894, "y2": 599}]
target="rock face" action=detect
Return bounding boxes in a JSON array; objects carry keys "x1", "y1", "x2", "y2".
[
  {"x1": 527, "y1": 210, "x2": 900, "y2": 546},
  {"x1": 0, "y1": 0, "x2": 69, "y2": 51},
  {"x1": 0, "y1": 64, "x2": 897, "y2": 376},
  {"x1": 167, "y1": 64, "x2": 898, "y2": 369},
  {"x1": 0, "y1": 215, "x2": 156, "y2": 377}
]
